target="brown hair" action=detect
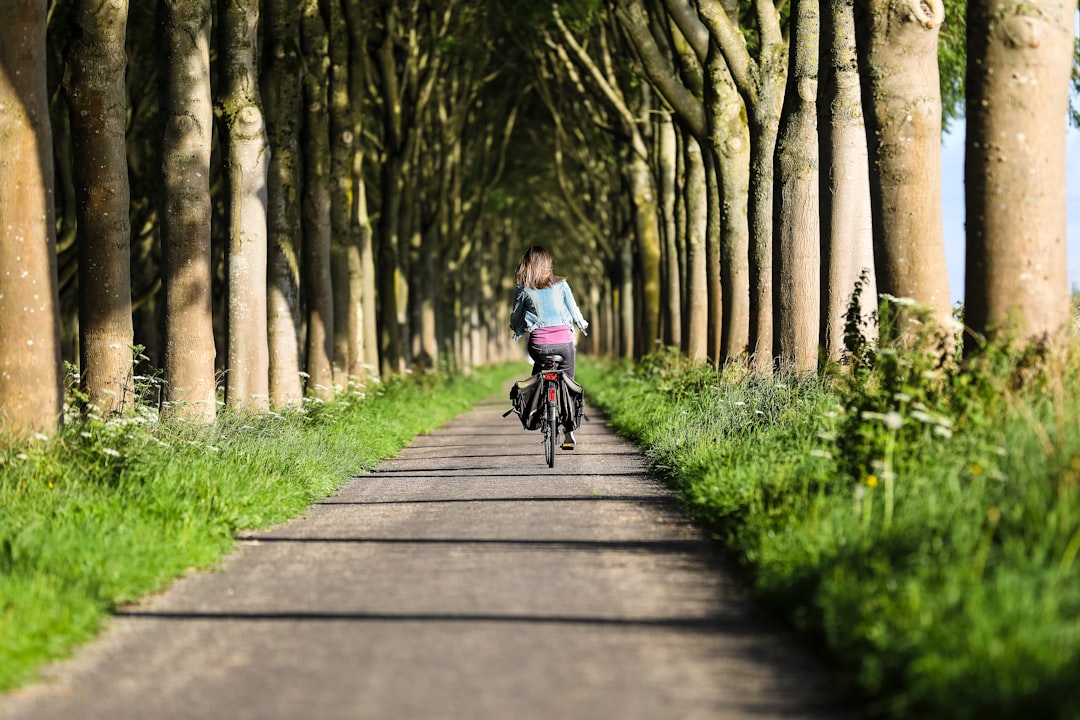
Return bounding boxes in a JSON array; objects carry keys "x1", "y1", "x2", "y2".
[{"x1": 515, "y1": 245, "x2": 564, "y2": 289}]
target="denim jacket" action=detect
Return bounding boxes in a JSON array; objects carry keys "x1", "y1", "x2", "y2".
[{"x1": 510, "y1": 280, "x2": 589, "y2": 340}]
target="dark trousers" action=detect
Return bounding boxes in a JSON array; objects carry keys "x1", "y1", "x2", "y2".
[{"x1": 527, "y1": 340, "x2": 576, "y2": 380}]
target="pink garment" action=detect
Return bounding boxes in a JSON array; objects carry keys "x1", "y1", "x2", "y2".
[{"x1": 529, "y1": 325, "x2": 573, "y2": 344}]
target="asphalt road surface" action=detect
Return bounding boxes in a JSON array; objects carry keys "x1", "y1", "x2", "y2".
[{"x1": 0, "y1": 394, "x2": 853, "y2": 720}]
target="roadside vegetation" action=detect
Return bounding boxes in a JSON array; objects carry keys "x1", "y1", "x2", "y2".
[
  {"x1": 580, "y1": 297, "x2": 1080, "y2": 719},
  {"x1": 0, "y1": 363, "x2": 518, "y2": 692}
]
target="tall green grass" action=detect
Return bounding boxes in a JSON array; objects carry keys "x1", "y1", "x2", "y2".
[
  {"x1": 579, "y1": 332, "x2": 1080, "y2": 719},
  {"x1": 0, "y1": 366, "x2": 518, "y2": 691}
]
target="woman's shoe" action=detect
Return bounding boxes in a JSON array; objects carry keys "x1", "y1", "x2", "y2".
[{"x1": 561, "y1": 431, "x2": 576, "y2": 450}]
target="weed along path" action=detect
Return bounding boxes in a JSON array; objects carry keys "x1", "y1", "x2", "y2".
[{"x1": 0, "y1": 396, "x2": 850, "y2": 720}]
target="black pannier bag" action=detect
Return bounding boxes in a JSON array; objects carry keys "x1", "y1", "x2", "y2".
[
  {"x1": 509, "y1": 375, "x2": 544, "y2": 430},
  {"x1": 509, "y1": 374, "x2": 585, "y2": 431},
  {"x1": 561, "y1": 374, "x2": 586, "y2": 429}
]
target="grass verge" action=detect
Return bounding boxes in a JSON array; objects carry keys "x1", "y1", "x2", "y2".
[
  {"x1": 578, "y1": 341, "x2": 1080, "y2": 720},
  {"x1": 0, "y1": 365, "x2": 518, "y2": 692}
]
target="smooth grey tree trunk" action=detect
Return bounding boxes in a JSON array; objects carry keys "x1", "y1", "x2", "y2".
[
  {"x1": 356, "y1": 172, "x2": 379, "y2": 380},
  {"x1": 63, "y1": 0, "x2": 134, "y2": 414},
  {"x1": 342, "y1": 0, "x2": 379, "y2": 382},
  {"x1": 657, "y1": 115, "x2": 682, "y2": 349},
  {"x1": 0, "y1": 0, "x2": 63, "y2": 437},
  {"x1": 374, "y1": 7, "x2": 405, "y2": 377},
  {"x1": 774, "y1": 0, "x2": 821, "y2": 374},
  {"x1": 856, "y1": 0, "x2": 952, "y2": 342},
  {"x1": 704, "y1": 47, "x2": 750, "y2": 364},
  {"x1": 963, "y1": 0, "x2": 1074, "y2": 351},
  {"x1": 620, "y1": 237, "x2": 635, "y2": 359},
  {"x1": 159, "y1": 0, "x2": 217, "y2": 422},
  {"x1": 263, "y1": 0, "x2": 304, "y2": 408},
  {"x1": 684, "y1": 135, "x2": 710, "y2": 362},
  {"x1": 821, "y1": 0, "x2": 876, "y2": 361},
  {"x1": 326, "y1": 0, "x2": 362, "y2": 387},
  {"x1": 221, "y1": 0, "x2": 270, "y2": 412},
  {"x1": 301, "y1": 0, "x2": 335, "y2": 401}
]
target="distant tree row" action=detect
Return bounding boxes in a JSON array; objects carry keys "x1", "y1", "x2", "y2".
[{"x1": 0, "y1": 0, "x2": 1076, "y2": 438}]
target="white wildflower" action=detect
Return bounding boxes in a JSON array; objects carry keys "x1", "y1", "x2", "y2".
[
  {"x1": 910, "y1": 409, "x2": 933, "y2": 424},
  {"x1": 861, "y1": 410, "x2": 903, "y2": 430}
]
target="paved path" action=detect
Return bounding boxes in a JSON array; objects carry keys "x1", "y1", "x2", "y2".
[{"x1": 0, "y1": 394, "x2": 851, "y2": 719}]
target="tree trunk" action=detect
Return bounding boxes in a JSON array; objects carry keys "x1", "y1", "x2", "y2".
[
  {"x1": 684, "y1": 135, "x2": 710, "y2": 362},
  {"x1": 856, "y1": 0, "x2": 952, "y2": 340},
  {"x1": 628, "y1": 150, "x2": 663, "y2": 356},
  {"x1": 300, "y1": 0, "x2": 336, "y2": 399},
  {"x1": 416, "y1": 225, "x2": 439, "y2": 371},
  {"x1": 356, "y1": 173, "x2": 379, "y2": 380},
  {"x1": 704, "y1": 47, "x2": 750, "y2": 364},
  {"x1": 657, "y1": 114, "x2": 682, "y2": 349},
  {"x1": 342, "y1": 0, "x2": 378, "y2": 381},
  {"x1": 159, "y1": 0, "x2": 217, "y2": 423},
  {"x1": 821, "y1": 0, "x2": 876, "y2": 361},
  {"x1": 397, "y1": 172, "x2": 416, "y2": 367},
  {"x1": 963, "y1": 0, "x2": 1074, "y2": 351},
  {"x1": 619, "y1": 237, "x2": 635, "y2": 358},
  {"x1": 221, "y1": 0, "x2": 270, "y2": 412},
  {"x1": 705, "y1": 150, "x2": 724, "y2": 366},
  {"x1": 774, "y1": 0, "x2": 821, "y2": 374},
  {"x1": 375, "y1": 13, "x2": 404, "y2": 377},
  {"x1": 747, "y1": 102, "x2": 785, "y2": 372},
  {"x1": 378, "y1": 156, "x2": 405, "y2": 377},
  {"x1": 326, "y1": 0, "x2": 359, "y2": 387},
  {"x1": 301, "y1": 0, "x2": 334, "y2": 401},
  {"x1": 63, "y1": 0, "x2": 134, "y2": 414},
  {"x1": 602, "y1": 274, "x2": 617, "y2": 358},
  {"x1": 0, "y1": 0, "x2": 63, "y2": 436},
  {"x1": 263, "y1": 0, "x2": 304, "y2": 408}
]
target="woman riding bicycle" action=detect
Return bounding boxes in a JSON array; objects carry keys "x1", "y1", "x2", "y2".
[{"x1": 510, "y1": 246, "x2": 589, "y2": 449}]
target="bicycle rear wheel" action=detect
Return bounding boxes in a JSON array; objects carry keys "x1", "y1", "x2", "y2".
[
  {"x1": 544, "y1": 425, "x2": 555, "y2": 467},
  {"x1": 544, "y1": 392, "x2": 558, "y2": 468}
]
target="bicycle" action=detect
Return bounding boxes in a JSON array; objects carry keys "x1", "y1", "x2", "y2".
[{"x1": 504, "y1": 354, "x2": 584, "y2": 468}]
